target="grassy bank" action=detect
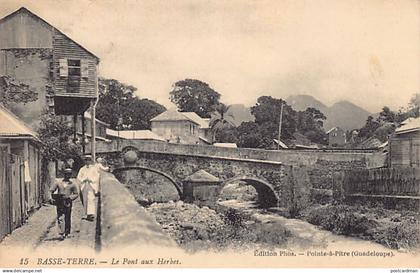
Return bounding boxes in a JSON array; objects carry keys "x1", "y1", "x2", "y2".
[{"x1": 299, "y1": 203, "x2": 420, "y2": 251}]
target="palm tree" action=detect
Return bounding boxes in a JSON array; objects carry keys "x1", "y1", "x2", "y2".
[{"x1": 209, "y1": 103, "x2": 235, "y2": 143}]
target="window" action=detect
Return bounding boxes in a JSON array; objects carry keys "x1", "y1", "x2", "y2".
[
  {"x1": 59, "y1": 58, "x2": 89, "y2": 78},
  {"x1": 68, "y1": 59, "x2": 81, "y2": 76},
  {"x1": 67, "y1": 59, "x2": 81, "y2": 92}
]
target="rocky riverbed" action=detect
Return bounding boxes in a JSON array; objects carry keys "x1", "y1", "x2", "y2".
[{"x1": 146, "y1": 201, "x2": 291, "y2": 252}]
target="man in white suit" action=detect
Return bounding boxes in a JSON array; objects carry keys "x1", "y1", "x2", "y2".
[{"x1": 76, "y1": 155, "x2": 100, "y2": 221}]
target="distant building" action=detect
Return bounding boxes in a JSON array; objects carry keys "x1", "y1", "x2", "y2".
[
  {"x1": 273, "y1": 139, "x2": 288, "y2": 149},
  {"x1": 326, "y1": 127, "x2": 346, "y2": 147},
  {"x1": 213, "y1": 143, "x2": 237, "y2": 148},
  {"x1": 389, "y1": 117, "x2": 420, "y2": 167},
  {"x1": 106, "y1": 129, "x2": 165, "y2": 141},
  {"x1": 150, "y1": 110, "x2": 211, "y2": 144}
]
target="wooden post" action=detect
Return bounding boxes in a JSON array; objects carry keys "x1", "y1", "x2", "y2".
[
  {"x1": 81, "y1": 113, "x2": 86, "y2": 154},
  {"x1": 73, "y1": 114, "x2": 77, "y2": 143},
  {"x1": 277, "y1": 101, "x2": 284, "y2": 150},
  {"x1": 90, "y1": 99, "x2": 96, "y2": 162},
  {"x1": 23, "y1": 140, "x2": 29, "y2": 216}
]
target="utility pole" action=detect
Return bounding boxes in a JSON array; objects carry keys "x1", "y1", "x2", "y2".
[{"x1": 277, "y1": 101, "x2": 284, "y2": 150}]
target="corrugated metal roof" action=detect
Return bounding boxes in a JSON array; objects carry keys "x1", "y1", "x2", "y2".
[
  {"x1": 326, "y1": 127, "x2": 344, "y2": 134},
  {"x1": 213, "y1": 143, "x2": 238, "y2": 148},
  {"x1": 106, "y1": 129, "x2": 165, "y2": 141},
  {"x1": 0, "y1": 105, "x2": 39, "y2": 141},
  {"x1": 151, "y1": 110, "x2": 210, "y2": 128},
  {"x1": 273, "y1": 139, "x2": 288, "y2": 149},
  {"x1": 396, "y1": 117, "x2": 420, "y2": 134},
  {"x1": 182, "y1": 112, "x2": 210, "y2": 128},
  {"x1": 150, "y1": 109, "x2": 195, "y2": 123}
]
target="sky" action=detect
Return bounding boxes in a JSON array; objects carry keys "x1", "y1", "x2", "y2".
[{"x1": 1, "y1": 0, "x2": 419, "y2": 113}]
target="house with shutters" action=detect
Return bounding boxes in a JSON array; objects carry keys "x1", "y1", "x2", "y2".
[
  {"x1": 0, "y1": 7, "x2": 99, "y2": 155},
  {"x1": 326, "y1": 126, "x2": 346, "y2": 147}
]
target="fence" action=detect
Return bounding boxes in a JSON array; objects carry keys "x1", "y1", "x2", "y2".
[
  {"x1": 334, "y1": 167, "x2": 420, "y2": 211},
  {"x1": 343, "y1": 167, "x2": 419, "y2": 196},
  {"x1": 0, "y1": 147, "x2": 26, "y2": 241}
]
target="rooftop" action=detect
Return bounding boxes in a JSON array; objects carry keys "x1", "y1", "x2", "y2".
[
  {"x1": 151, "y1": 110, "x2": 210, "y2": 128},
  {"x1": 106, "y1": 129, "x2": 165, "y2": 141},
  {"x1": 395, "y1": 117, "x2": 420, "y2": 134},
  {"x1": 0, "y1": 105, "x2": 39, "y2": 142},
  {"x1": 0, "y1": 7, "x2": 99, "y2": 62}
]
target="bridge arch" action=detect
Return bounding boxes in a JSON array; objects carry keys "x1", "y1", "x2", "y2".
[
  {"x1": 112, "y1": 166, "x2": 182, "y2": 197},
  {"x1": 218, "y1": 176, "x2": 279, "y2": 208}
]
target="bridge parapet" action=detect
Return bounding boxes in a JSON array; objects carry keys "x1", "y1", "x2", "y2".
[
  {"x1": 111, "y1": 147, "x2": 311, "y2": 211},
  {"x1": 98, "y1": 172, "x2": 177, "y2": 249}
]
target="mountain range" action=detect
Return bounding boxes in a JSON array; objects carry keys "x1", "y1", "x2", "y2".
[
  {"x1": 225, "y1": 95, "x2": 372, "y2": 131},
  {"x1": 286, "y1": 95, "x2": 371, "y2": 131}
]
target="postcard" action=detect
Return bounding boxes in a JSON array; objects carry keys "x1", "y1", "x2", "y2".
[{"x1": 0, "y1": 0, "x2": 419, "y2": 271}]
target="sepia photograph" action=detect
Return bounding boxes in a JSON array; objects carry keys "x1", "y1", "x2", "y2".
[{"x1": 0, "y1": 0, "x2": 419, "y2": 271}]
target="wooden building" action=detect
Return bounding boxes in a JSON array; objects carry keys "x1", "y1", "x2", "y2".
[
  {"x1": 0, "y1": 105, "x2": 42, "y2": 241},
  {"x1": 389, "y1": 118, "x2": 420, "y2": 168},
  {"x1": 0, "y1": 7, "x2": 100, "y2": 158}
]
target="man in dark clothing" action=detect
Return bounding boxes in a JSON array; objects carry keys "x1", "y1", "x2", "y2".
[{"x1": 50, "y1": 168, "x2": 79, "y2": 240}]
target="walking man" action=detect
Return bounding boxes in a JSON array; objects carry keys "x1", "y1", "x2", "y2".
[
  {"x1": 77, "y1": 155, "x2": 100, "y2": 221},
  {"x1": 50, "y1": 168, "x2": 79, "y2": 240}
]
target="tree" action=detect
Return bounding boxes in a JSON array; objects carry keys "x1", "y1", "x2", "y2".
[
  {"x1": 408, "y1": 93, "x2": 420, "y2": 118},
  {"x1": 236, "y1": 122, "x2": 265, "y2": 148},
  {"x1": 358, "y1": 115, "x2": 380, "y2": 139},
  {"x1": 169, "y1": 79, "x2": 221, "y2": 118},
  {"x1": 296, "y1": 107, "x2": 327, "y2": 144},
  {"x1": 128, "y1": 99, "x2": 166, "y2": 130},
  {"x1": 209, "y1": 103, "x2": 236, "y2": 142},
  {"x1": 251, "y1": 96, "x2": 297, "y2": 141},
  {"x1": 377, "y1": 106, "x2": 396, "y2": 123},
  {"x1": 37, "y1": 111, "x2": 81, "y2": 162},
  {"x1": 96, "y1": 78, "x2": 165, "y2": 130}
]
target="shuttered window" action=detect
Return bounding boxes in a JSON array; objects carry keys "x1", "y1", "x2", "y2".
[
  {"x1": 59, "y1": 59, "x2": 68, "y2": 77},
  {"x1": 81, "y1": 59, "x2": 89, "y2": 78},
  {"x1": 58, "y1": 58, "x2": 89, "y2": 78}
]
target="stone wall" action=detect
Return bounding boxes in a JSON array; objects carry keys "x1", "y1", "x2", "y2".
[
  {"x1": 0, "y1": 48, "x2": 51, "y2": 130},
  {"x1": 99, "y1": 172, "x2": 176, "y2": 249},
  {"x1": 95, "y1": 139, "x2": 386, "y2": 197}
]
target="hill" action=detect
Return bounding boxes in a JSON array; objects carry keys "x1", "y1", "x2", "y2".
[
  {"x1": 225, "y1": 104, "x2": 254, "y2": 126},
  {"x1": 286, "y1": 95, "x2": 371, "y2": 131}
]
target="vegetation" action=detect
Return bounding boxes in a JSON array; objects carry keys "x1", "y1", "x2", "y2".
[
  {"x1": 96, "y1": 78, "x2": 166, "y2": 130},
  {"x1": 235, "y1": 96, "x2": 327, "y2": 148},
  {"x1": 169, "y1": 79, "x2": 221, "y2": 118},
  {"x1": 355, "y1": 93, "x2": 419, "y2": 145},
  {"x1": 37, "y1": 111, "x2": 81, "y2": 162},
  {"x1": 302, "y1": 204, "x2": 420, "y2": 250}
]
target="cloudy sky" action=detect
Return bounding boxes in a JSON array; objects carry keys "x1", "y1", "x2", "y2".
[{"x1": 1, "y1": 0, "x2": 419, "y2": 113}]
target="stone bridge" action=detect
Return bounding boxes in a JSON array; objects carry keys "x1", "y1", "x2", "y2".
[
  {"x1": 112, "y1": 146, "x2": 307, "y2": 208},
  {"x1": 93, "y1": 139, "x2": 386, "y2": 209}
]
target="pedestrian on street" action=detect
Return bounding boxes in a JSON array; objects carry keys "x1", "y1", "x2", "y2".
[
  {"x1": 50, "y1": 168, "x2": 79, "y2": 240},
  {"x1": 77, "y1": 155, "x2": 100, "y2": 221}
]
